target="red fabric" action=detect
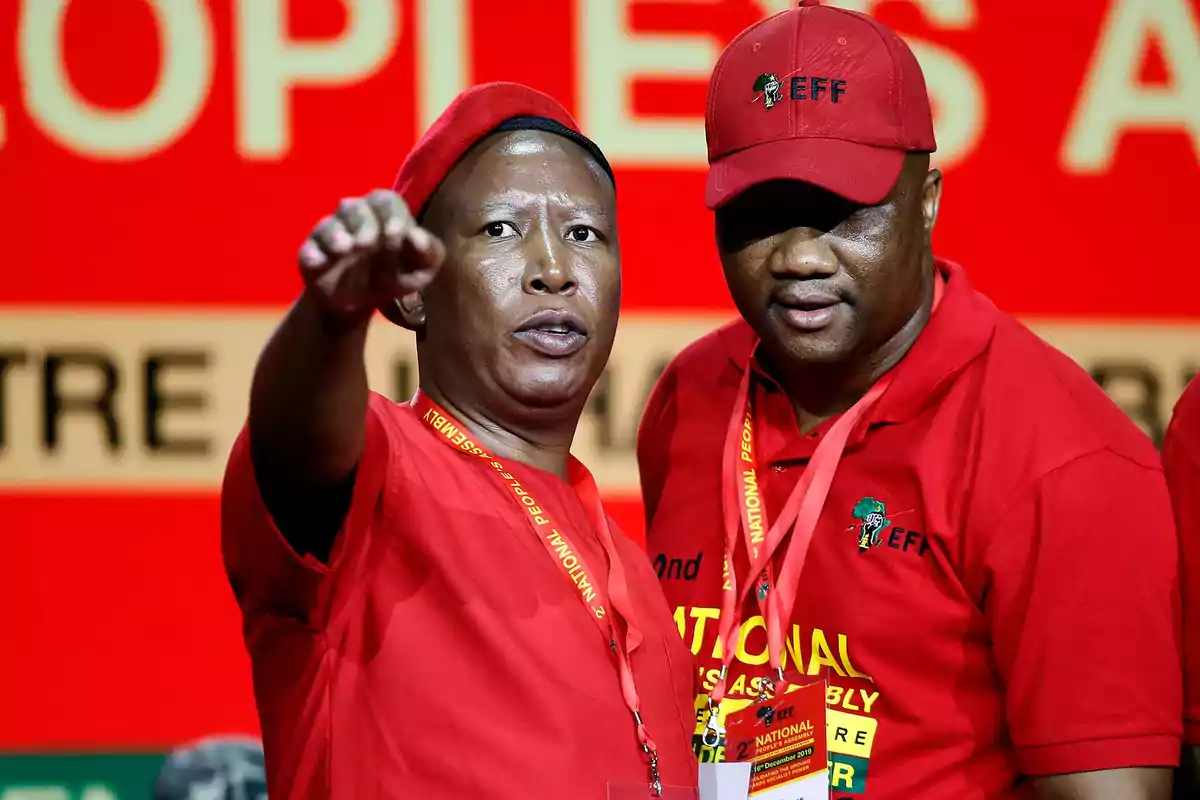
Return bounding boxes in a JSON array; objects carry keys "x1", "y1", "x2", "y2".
[
  {"x1": 704, "y1": 4, "x2": 936, "y2": 208},
  {"x1": 392, "y1": 81, "x2": 580, "y2": 215},
  {"x1": 1165, "y1": 378, "x2": 1200, "y2": 744},
  {"x1": 638, "y1": 261, "x2": 1181, "y2": 799},
  {"x1": 221, "y1": 394, "x2": 699, "y2": 799}
]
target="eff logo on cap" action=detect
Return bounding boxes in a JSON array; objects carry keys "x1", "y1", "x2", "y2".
[
  {"x1": 753, "y1": 73, "x2": 782, "y2": 108},
  {"x1": 753, "y1": 71, "x2": 848, "y2": 110}
]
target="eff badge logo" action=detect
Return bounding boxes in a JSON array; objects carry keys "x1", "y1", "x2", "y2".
[
  {"x1": 753, "y1": 73, "x2": 782, "y2": 108},
  {"x1": 852, "y1": 497, "x2": 892, "y2": 551}
]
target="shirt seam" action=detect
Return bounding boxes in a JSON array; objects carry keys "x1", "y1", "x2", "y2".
[
  {"x1": 976, "y1": 445, "x2": 1162, "y2": 570},
  {"x1": 1015, "y1": 731, "x2": 1179, "y2": 753}
]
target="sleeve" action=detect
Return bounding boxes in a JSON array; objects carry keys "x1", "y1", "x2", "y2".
[
  {"x1": 220, "y1": 392, "x2": 395, "y2": 628},
  {"x1": 981, "y1": 449, "x2": 1182, "y2": 776},
  {"x1": 636, "y1": 360, "x2": 680, "y2": 534},
  {"x1": 1165, "y1": 388, "x2": 1200, "y2": 744}
]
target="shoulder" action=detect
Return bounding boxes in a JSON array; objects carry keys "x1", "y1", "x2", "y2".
[
  {"x1": 1175, "y1": 377, "x2": 1200, "y2": 422},
  {"x1": 1161, "y1": 379, "x2": 1200, "y2": 484},
  {"x1": 644, "y1": 319, "x2": 749, "y2": 428},
  {"x1": 661, "y1": 318, "x2": 753, "y2": 385},
  {"x1": 367, "y1": 391, "x2": 421, "y2": 436},
  {"x1": 1166, "y1": 377, "x2": 1200, "y2": 466},
  {"x1": 365, "y1": 391, "x2": 450, "y2": 462},
  {"x1": 639, "y1": 319, "x2": 748, "y2": 467},
  {"x1": 973, "y1": 313, "x2": 1162, "y2": 473}
]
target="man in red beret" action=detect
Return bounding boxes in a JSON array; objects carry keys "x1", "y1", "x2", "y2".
[
  {"x1": 638, "y1": 3, "x2": 1180, "y2": 799},
  {"x1": 221, "y1": 82, "x2": 698, "y2": 799},
  {"x1": 1165, "y1": 378, "x2": 1200, "y2": 796}
]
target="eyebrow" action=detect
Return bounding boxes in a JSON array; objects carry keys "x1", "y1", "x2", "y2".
[{"x1": 466, "y1": 197, "x2": 612, "y2": 220}]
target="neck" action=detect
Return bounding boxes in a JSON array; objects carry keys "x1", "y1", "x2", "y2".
[
  {"x1": 418, "y1": 380, "x2": 578, "y2": 479},
  {"x1": 770, "y1": 281, "x2": 935, "y2": 435}
]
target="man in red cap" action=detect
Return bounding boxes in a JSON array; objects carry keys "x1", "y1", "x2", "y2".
[
  {"x1": 1165, "y1": 378, "x2": 1200, "y2": 795},
  {"x1": 222, "y1": 82, "x2": 698, "y2": 798},
  {"x1": 639, "y1": 3, "x2": 1181, "y2": 798}
]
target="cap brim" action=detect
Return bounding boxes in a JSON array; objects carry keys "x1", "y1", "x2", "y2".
[{"x1": 706, "y1": 137, "x2": 906, "y2": 210}]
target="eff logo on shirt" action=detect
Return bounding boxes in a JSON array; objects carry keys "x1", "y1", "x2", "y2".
[
  {"x1": 851, "y1": 497, "x2": 891, "y2": 551},
  {"x1": 848, "y1": 497, "x2": 931, "y2": 558}
]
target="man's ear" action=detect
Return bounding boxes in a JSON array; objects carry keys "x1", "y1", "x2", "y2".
[
  {"x1": 380, "y1": 293, "x2": 426, "y2": 330},
  {"x1": 922, "y1": 168, "x2": 943, "y2": 240}
]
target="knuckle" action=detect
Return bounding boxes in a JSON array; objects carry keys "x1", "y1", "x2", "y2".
[
  {"x1": 367, "y1": 188, "x2": 398, "y2": 206},
  {"x1": 314, "y1": 214, "x2": 339, "y2": 235},
  {"x1": 337, "y1": 196, "x2": 365, "y2": 216}
]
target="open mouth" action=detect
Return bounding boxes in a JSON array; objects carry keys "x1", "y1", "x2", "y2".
[{"x1": 512, "y1": 309, "x2": 590, "y2": 358}]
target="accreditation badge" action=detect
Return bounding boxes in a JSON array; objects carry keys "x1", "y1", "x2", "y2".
[
  {"x1": 698, "y1": 761, "x2": 753, "y2": 800},
  {"x1": 723, "y1": 678, "x2": 829, "y2": 799}
]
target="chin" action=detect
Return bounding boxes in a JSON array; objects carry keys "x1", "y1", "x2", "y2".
[
  {"x1": 503, "y1": 364, "x2": 594, "y2": 410},
  {"x1": 762, "y1": 319, "x2": 858, "y2": 367}
]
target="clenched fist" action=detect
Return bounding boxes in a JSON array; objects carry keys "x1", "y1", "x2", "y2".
[{"x1": 298, "y1": 190, "x2": 446, "y2": 318}]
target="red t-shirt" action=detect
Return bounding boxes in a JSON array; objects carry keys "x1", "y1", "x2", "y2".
[
  {"x1": 638, "y1": 261, "x2": 1181, "y2": 799},
  {"x1": 221, "y1": 393, "x2": 699, "y2": 799},
  {"x1": 1165, "y1": 377, "x2": 1200, "y2": 744}
]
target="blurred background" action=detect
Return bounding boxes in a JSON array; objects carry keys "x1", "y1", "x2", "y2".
[{"x1": 1, "y1": 0, "x2": 1198, "y2": 796}]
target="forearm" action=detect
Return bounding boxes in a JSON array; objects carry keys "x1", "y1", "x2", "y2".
[
  {"x1": 1032, "y1": 767, "x2": 1172, "y2": 800},
  {"x1": 249, "y1": 289, "x2": 372, "y2": 486}
]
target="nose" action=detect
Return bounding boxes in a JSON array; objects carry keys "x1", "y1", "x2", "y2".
[
  {"x1": 769, "y1": 227, "x2": 838, "y2": 279},
  {"x1": 522, "y1": 230, "x2": 578, "y2": 296}
]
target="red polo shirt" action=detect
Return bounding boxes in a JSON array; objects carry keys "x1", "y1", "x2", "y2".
[
  {"x1": 1166, "y1": 377, "x2": 1200, "y2": 744},
  {"x1": 638, "y1": 261, "x2": 1181, "y2": 799},
  {"x1": 222, "y1": 393, "x2": 699, "y2": 799}
]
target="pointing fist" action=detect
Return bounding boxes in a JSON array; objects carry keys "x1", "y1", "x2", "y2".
[{"x1": 298, "y1": 190, "x2": 445, "y2": 317}]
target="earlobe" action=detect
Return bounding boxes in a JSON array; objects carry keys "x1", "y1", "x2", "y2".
[
  {"x1": 923, "y1": 168, "x2": 944, "y2": 236},
  {"x1": 380, "y1": 293, "x2": 427, "y2": 330}
]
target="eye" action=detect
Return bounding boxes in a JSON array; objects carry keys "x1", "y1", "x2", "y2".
[
  {"x1": 483, "y1": 221, "x2": 519, "y2": 238},
  {"x1": 567, "y1": 226, "x2": 601, "y2": 243}
]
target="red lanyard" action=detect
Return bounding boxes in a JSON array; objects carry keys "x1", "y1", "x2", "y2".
[
  {"x1": 706, "y1": 276, "x2": 945, "y2": 721},
  {"x1": 412, "y1": 392, "x2": 664, "y2": 797},
  {"x1": 708, "y1": 372, "x2": 891, "y2": 712}
]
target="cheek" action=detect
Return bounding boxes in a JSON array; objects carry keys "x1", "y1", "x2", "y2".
[
  {"x1": 595, "y1": 263, "x2": 622, "y2": 308},
  {"x1": 430, "y1": 256, "x2": 515, "y2": 350},
  {"x1": 720, "y1": 249, "x2": 769, "y2": 304},
  {"x1": 574, "y1": 257, "x2": 621, "y2": 310},
  {"x1": 833, "y1": 214, "x2": 894, "y2": 265},
  {"x1": 460, "y1": 256, "x2": 520, "y2": 311},
  {"x1": 835, "y1": 219, "x2": 925, "y2": 321}
]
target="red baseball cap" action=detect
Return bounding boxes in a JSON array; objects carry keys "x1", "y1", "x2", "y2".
[{"x1": 705, "y1": 0, "x2": 936, "y2": 209}]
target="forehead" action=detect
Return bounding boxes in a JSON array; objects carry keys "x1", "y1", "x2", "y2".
[{"x1": 430, "y1": 129, "x2": 614, "y2": 214}]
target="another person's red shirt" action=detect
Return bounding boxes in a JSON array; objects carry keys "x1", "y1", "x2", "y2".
[
  {"x1": 222, "y1": 393, "x2": 699, "y2": 799},
  {"x1": 638, "y1": 261, "x2": 1181, "y2": 799},
  {"x1": 1166, "y1": 377, "x2": 1200, "y2": 745}
]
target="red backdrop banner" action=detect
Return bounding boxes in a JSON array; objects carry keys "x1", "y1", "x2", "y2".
[{"x1": 1, "y1": 0, "x2": 1198, "y2": 752}]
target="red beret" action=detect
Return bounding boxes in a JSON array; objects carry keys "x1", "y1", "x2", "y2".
[{"x1": 392, "y1": 82, "x2": 582, "y2": 216}]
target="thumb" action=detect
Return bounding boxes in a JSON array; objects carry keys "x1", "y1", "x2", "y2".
[
  {"x1": 405, "y1": 226, "x2": 446, "y2": 273},
  {"x1": 391, "y1": 226, "x2": 445, "y2": 295}
]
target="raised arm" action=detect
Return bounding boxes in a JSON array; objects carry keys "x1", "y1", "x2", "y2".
[{"x1": 247, "y1": 190, "x2": 444, "y2": 560}]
